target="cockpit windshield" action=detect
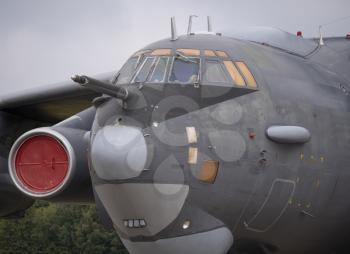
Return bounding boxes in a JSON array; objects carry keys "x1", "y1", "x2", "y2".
[
  {"x1": 133, "y1": 57, "x2": 155, "y2": 83},
  {"x1": 116, "y1": 57, "x2": 139, "y2": 84},
  {"x1": 203, "y1": 61, "x2": 228, "y2": 83},
  {"x1": 147, "y1": 57, "x2": 169, "y2": 83},
  {"x1": 114, "y1": 48, "x2": 257, "y2": 89},
  {"x1": 169, "y1": 55, "x2": 200, "y2": 84}
]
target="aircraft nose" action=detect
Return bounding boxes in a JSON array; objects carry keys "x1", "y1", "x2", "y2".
[{"x1": 90, "y1": 125, "x2": 148, "y2": 180}]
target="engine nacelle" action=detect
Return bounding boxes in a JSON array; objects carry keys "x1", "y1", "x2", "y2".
[{"x1": 8, "y1": 126, "x2": 93, "y2": 203}]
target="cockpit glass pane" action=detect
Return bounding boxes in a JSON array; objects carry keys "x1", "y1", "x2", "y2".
[
  {"x1": 204, "y1": 61, "x2": 228, "y2": 83},
  {"x1": 169, "y1": 57, "x2": 199, "y2": 84},
  {"x1": 116, "y1": 57, "x2": 138, "y2": 84},
  {"x1": 148, "y1": 57, "x2": 169, "y2": 83},
  {"x1": 133, "y1": 57, "x2": 155, "y2": 83}
]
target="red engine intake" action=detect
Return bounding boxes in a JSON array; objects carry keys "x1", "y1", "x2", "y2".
[{"x1": 9, "y1": 128, "x2": 76, "y2": 199}]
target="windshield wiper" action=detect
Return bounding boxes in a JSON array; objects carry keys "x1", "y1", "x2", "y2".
[
  {"x1": 113, "y1": 72, "x2": 120, "y2": 84},
  {"x1": 175, "y1": 51, "x2": 197, "y2": 63}
]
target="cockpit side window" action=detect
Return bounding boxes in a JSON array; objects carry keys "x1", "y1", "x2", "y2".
[
  {"x1": 169, "y1": 56, "x2": 200, "y2": 84},
  {"x1": 116, "y1": 57, "x2": 139, "y2": 84},
  {"x1": 203, "y1": 61, "x2": 229, "y2": 83},
  {"x1": 133, "y1": 57, "x2": 155, "y2": 83},
  {"x1": 148, "y1": 57, "x2": 170, "y2": 83}
]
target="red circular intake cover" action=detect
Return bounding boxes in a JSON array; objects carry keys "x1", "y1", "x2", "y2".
[{"x1": 14, "y1": 135, "x2": 69, "y2": 192}]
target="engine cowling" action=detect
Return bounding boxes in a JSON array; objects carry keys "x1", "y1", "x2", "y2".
[{"x1": 8, "y1": 127, "x2": 93, "y2": 203}]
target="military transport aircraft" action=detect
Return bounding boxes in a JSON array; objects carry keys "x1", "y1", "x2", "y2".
[{"x1": 0, "y1": 16, "x2": 349, "y2": 254}]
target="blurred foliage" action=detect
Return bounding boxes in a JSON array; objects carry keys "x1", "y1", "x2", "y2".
[{"x1": 0, "y1": 201, "x2": 128, "y2": 254}]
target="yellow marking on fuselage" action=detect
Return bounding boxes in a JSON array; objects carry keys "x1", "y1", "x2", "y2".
[
  {"x1": 188, "y1": 147, "x2": 198, "y2": 164},
  {"x1": 186, "y1": 127, "x2": 197, "y2": 144}
]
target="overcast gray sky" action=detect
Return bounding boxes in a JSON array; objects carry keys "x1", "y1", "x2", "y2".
[{"x1": 1, "y1": 0, "x2": 349, "y2": 93}]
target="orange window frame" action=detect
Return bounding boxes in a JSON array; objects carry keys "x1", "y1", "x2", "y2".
[
  {"x1": 151, "y1": 48, "x2": 172, "y2": 56},
  {"x1": 215, "y1": 50, "x2": 229, "y2": 58},
  {"x1": 223, "y1": 60, "x2": 246, "y2": 87},
  {"x1": 235, "y1": 61, "x2": 257, "y2": 88},
  {"x1": 204, "y1": 50, "x2": 216, "y2": 57}
]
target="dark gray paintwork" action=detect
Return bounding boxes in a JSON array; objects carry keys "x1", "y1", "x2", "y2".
[
  {"x1": 0, "y1": 73, "x2": 110, "y2": 122},
  {"x1": 0, "y1": 29, "x2": 349, "y2": 254},
  {"x1": 220, "y1": 27, "x2": 318, "y2": 57},
  {"x1": 90, "y1": 34, "x2": 350, "y2": 254},
  {"x1": 0, "y1": 72, "x2": 112, "y2": 108}
]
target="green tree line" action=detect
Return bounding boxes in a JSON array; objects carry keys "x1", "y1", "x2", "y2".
[{"x1": 0, "y1": 202, "x2": 128, "y2": 254}]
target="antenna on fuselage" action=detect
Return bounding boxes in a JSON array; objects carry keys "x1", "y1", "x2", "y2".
[
  {"x1": 318, "y1": 25, "x2": 324, "y2": 46},
  {"x1": 171, "y1": 16, "x2": 178, "y2": 41},
  {"x1": 207, "y1": 16, "x2": 212, "y2": 32},
  {"x1": 187, "y1": 15, "x2": 198, "y2": 35},
  {"x1": 317, "y1": 15, "x2": 350, "y2": 46}
]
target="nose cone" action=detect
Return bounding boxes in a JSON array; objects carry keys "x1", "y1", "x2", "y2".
[{"x1": 91, "y1": 126, "x2": 147, "y2": 180}]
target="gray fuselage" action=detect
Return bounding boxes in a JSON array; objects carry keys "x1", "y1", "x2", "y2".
[{"x1": 88, "y1": 34, "x2": 350, "y2": 254}]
